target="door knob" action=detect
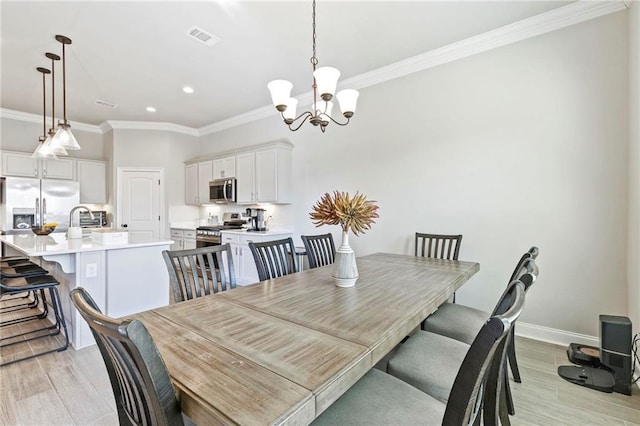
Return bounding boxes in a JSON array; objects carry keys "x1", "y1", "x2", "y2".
[{"x1": 122, "y1": 224, "x2": 128, "y2": 228}]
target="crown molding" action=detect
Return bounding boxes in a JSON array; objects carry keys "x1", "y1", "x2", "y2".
[
  {"x1": 103, "y1": 120, "x2": 199, "y2": 137},
  {"x1": 0, "y1": 108, "x2": 102, "y2": 134},
  {"x1": 2, "y1": 1, "x2": 627, "y2": 137},
  {"x1": 201, "y1": 0, "x2": 627, "y2": 135}
]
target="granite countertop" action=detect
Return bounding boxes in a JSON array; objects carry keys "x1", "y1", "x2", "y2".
[{"x1": 0, "y1": 233, "x2": 173, "y2": 256}]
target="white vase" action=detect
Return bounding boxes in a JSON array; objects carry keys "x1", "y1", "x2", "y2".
[{"x1": 332, "y1": 231, "x2": 359, "y2": 287}]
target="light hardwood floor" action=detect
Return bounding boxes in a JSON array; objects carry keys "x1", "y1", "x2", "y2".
[{"x1": 1, "y1": 316, "x2": 638, "y2": 425}]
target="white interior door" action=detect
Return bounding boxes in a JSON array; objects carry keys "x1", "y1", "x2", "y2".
[{"x1": 118, "y1": 169, "x2": 162, "y2": 240}]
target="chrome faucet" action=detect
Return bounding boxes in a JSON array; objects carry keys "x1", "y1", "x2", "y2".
[{"x1": 69, "y1": 205, "x2": 95, "y2": 228}]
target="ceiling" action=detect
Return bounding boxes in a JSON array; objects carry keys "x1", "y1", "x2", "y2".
[{"x1": 1, "y1": 1, "x2": 573, "y2": 129}]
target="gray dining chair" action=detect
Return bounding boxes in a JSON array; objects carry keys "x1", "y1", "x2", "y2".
[
  {"x1": 421, "y1": 247, "x2": 539, "y2": 416},
  {"x1": 70, "y1": 287, "x2": 192, "y2": 426},
  {"x1": 415, "y1": 232, "x2": 463, "y2": 303},
  {"x1": 162, "y1": 244, "x2": 236, "y2": 303},
  {"x1": 388, "y1": 278, "x2": 529, "y2": 426},
  {"x1": 312, "y1": 282, "x2": 525, "y2": 426},
  {"x1": 301, "y1": 233, "x2": 336, "y2": 269},
  {"x1": 248, "y1": 237, "x2": 298, "y2": 281}
]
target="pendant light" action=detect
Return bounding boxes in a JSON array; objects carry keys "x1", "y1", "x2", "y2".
[
  {"x1": 267, "y1": 0, "x2": 359, "y2": 133},
  {"x1": 42, "y1": 51, "x2": 68, "y2": 156},
  {"x1": 51, "y1": 35, "x2": 80, "y2": 151},
  {"x1": 32, "y1": 67, "x2": 57, "y2": 160}
]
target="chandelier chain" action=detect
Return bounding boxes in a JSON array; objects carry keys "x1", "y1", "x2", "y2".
[{"x1": 310, "y1": 0, "x2": 318, "y2": 69}]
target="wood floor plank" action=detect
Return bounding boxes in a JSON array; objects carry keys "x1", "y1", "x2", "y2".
[
  {"x1": 15, "y1": 389, "x2": 74, "y2": 425},
  {"x1": 48, "y1": 365, "x2": 114, "y2": 425}
]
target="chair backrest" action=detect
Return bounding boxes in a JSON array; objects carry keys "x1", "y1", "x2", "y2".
[
  {"x1": 508, "y1": 246, "x2": 539, "y2": 283},
  {"x1": 443, "y1": 282, "x2": 526, "y2": 425},
  {"x1": 70, "y1": 287, "x2": 183, "y2": 426},
  {"x1": 414, "y1": 233, "x2": 463, "y2": 260},
  {"x1": 248, "y1": 237, "x2": 298, "y2": 281},
  {"x1": 301, "y1": 233, "x2": 336, "y2": 269},
  {"x1": 162, "y1": 244, "x2": 236, "y2": 303}
]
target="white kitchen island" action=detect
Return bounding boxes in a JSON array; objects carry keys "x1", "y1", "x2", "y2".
[{"x1": 1, "y1": 232, "x2": 173, "y2": 349}]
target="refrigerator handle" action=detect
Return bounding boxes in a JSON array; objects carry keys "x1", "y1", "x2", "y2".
[
  {"x1": 35, "y1": 198, "x2": 40, "y2": 226},
  {"x1": 42, "y1": 197, "x2": 47, "y2": 223}
]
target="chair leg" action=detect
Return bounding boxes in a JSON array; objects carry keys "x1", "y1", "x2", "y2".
[
  {"x1": 0, "y1": 289, "x2": 48, "y2": 327},
  {"x1": 0, "y1": 287, "x2": 69, "y2": 367},
  {"x1": 508, "y1": 327, "x2": 521, "y2": 383},
  {"x1": 504, "y1": 367, "x2": 515, "y2": 416}
]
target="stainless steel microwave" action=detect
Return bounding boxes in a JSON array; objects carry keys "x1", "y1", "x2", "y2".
[{"x1": 209, "y1": 178, "x2": 237, "y2": 204}]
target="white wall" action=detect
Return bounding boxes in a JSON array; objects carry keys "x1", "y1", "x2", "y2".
[
  {"x1": 199, "y1": 12, "x2": 629, "y2": 337},
  {"x1": 628, "y1": 2, "x2": 640, "y2": 336}
]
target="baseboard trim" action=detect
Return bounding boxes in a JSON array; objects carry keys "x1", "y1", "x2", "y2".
[{"x1": 516, "y1": 321, "x2": 599, "y2": 346}]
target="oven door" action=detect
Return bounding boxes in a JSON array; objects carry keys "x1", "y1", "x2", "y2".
[
  {"x1": 196, "y1": 236, "x2": 221, "y2": 249},
  {"x1": 209, "y1": 179, "x2": 236, "y2": 204}
]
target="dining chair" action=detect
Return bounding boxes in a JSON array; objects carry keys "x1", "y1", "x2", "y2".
[
  {"x1": 162, "y1": 244, "x2": 236, "y2": 303},
  {"x1": 388, "y1": 280, "x2": 528, "y2": 426},
  {"x1": 70, "y1": 287, "x2": 189, "y2": 426},
  {"x1": 415, "y1": 232, "x2": 463, "y2": 260},
  {"x1": 301, "y1": 233, "x2": 336, "y2": 269},
  {"x1": 422, "y1": 247, "x2": 539, "y2": 416},
  {"x1": 311, "y1": 283, "x2": 525, "y2": 426},
  {"x1": 248, "y1": 237, "x2": 299, "y2": 281}
]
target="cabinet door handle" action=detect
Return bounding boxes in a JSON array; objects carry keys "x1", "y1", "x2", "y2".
[{"x1": 34, "y1": 168, "x2": 38, "y2": 177}]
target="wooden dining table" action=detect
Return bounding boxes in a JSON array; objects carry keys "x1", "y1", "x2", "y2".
[{"x1": 127, "y1": 252, "x2": 480, "y2": 425}]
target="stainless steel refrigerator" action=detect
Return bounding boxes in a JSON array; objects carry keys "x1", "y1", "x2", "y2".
[{"x1": 1, "y1": 177, "x2": 80, "y2": 234}]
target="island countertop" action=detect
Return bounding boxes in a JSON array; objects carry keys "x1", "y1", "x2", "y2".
[{"x1": 0, "y1": 232, "x2": 174, "y2": 256}]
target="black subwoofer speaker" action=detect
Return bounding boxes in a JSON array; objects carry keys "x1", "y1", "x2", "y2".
[{"x1": 599, "y1": 315, "x2": 632, "y2": 395}]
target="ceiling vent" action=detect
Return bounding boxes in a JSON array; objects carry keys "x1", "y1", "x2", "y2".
[
  {"x1": 186, "y1": 26, "x2": 220, "y2": 47},
  {"x1": 95, "y1": 100, "x2": 118, "y2": 109}
]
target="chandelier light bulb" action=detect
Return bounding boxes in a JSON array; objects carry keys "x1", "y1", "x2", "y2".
[
  {"x1": 282, "y1": 98, "x2": 298, "y2": 123},
  {"x1": 44, "y1": 132, "x2": 68, "y2": 156},
  {"x1": 336, "y1": 89, "x2": 359, "y2": 118},
  {"x1": 267, "y1": 80, "x2": 293, "y2": 111},
  {"x1": 313, "y1": 67, "x2": 340, "y2": 101}
]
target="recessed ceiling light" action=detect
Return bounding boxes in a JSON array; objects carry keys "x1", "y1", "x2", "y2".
[
  {"x1": 146, "y1": 106, "x2": 156, "y2": 112},
  {"x1": 183, "y1": 86, "x2": 194, "y2": 94}
]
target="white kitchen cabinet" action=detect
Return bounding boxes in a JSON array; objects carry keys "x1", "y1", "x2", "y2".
[
  {"x1": 220, "y1": 230, "x2": 292, "y2": 285},
  {"x1": 185, "y1": 163, "x2": 198, "y2": 205},
  {"x1": 234, "y1": 146, "x2": 292, "y2": 204},
  {"x1": 212, "y1": 156, "x2": 236, "y2": 179},
  {"x1": 197, "y1": 160, "x2": 213, "y2": 205},
  {"x1": 1, "y1": 150, "x2": 75, "y2": 180},
  {"x1": 77, "y1": 159, "x2": 107, "y2": 204},
  {"x1": 185, "y1": 160, "x2": 213, "y2": 205},
  {"x1": 235, "y1": 152, "x2": 255, "y2": 204},
  {"x1": 170, "y1": 228, "x2": 196, "y2": 250}
]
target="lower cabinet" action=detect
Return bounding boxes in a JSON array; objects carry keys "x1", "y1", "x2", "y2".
[
  {"x1": 169, "y1": 228, "x2": 196, "y2": 250},
  {"x1": 221, "y1": 231, "x2": 293, "y2": 286}
]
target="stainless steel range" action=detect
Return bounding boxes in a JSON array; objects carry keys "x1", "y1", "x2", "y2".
[{"x1": 195, "y1": 213, "x2": 246, "y2": 248}]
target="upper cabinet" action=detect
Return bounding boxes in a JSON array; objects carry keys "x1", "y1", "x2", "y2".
[
  {"x1": 77, "y1": 159, "x2": 108, "y2": 204},
  {"x1": 212, "y1": 156, "x2": 236, "y2": 179},
  {"x1": 186, "y1": 141, "x2": 293, "y2": 206},
  {"x1": 1, "y1": 151, "x2": 75, "y2": 180},
  {"x1": 185, "y1": 160, "x2": 213, "y2": 205}
]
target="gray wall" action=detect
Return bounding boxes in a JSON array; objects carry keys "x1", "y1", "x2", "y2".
[{"x1": 198, "y1": 12, "x2": 630, "y2": 337}]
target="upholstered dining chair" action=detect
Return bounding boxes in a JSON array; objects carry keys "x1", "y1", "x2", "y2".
[
  {"x1": 162, "y1": 244, "x2": 236, "y2": 303},
  {"x1": 422, "y1": 247, "x2": 539, "y2": 416},
  {"x1": 70, "y1": 287, "x2": 190, "y2": 426},
  {"x1": 301, "y1": 233, "x2": 336, "y2": 269},
  {"x1": 248, "y1": 237, "x2": 298, "y2": 281},
  {"x1": 311, "y1": 283, "x2": 525, "y2": 426},
  {"x1": 388, "y1": 279, "x2": 529, "y2": 426}
]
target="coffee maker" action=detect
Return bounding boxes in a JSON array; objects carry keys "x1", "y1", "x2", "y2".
[{"x1": 246, "y1": 208, "x2": 267, "y2": 231}]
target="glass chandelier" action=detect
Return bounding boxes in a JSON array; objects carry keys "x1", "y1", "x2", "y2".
[{"x1": 267, "y1": 0, "x2": 359, "y2": 133}]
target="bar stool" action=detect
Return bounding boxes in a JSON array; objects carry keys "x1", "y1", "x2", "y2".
[
  {"x1": 1, "y1": 262, "x2": 48, "y2": 316},
  {"x1": 0, "y1": 274, "x2": 69, "y2": 366}
]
